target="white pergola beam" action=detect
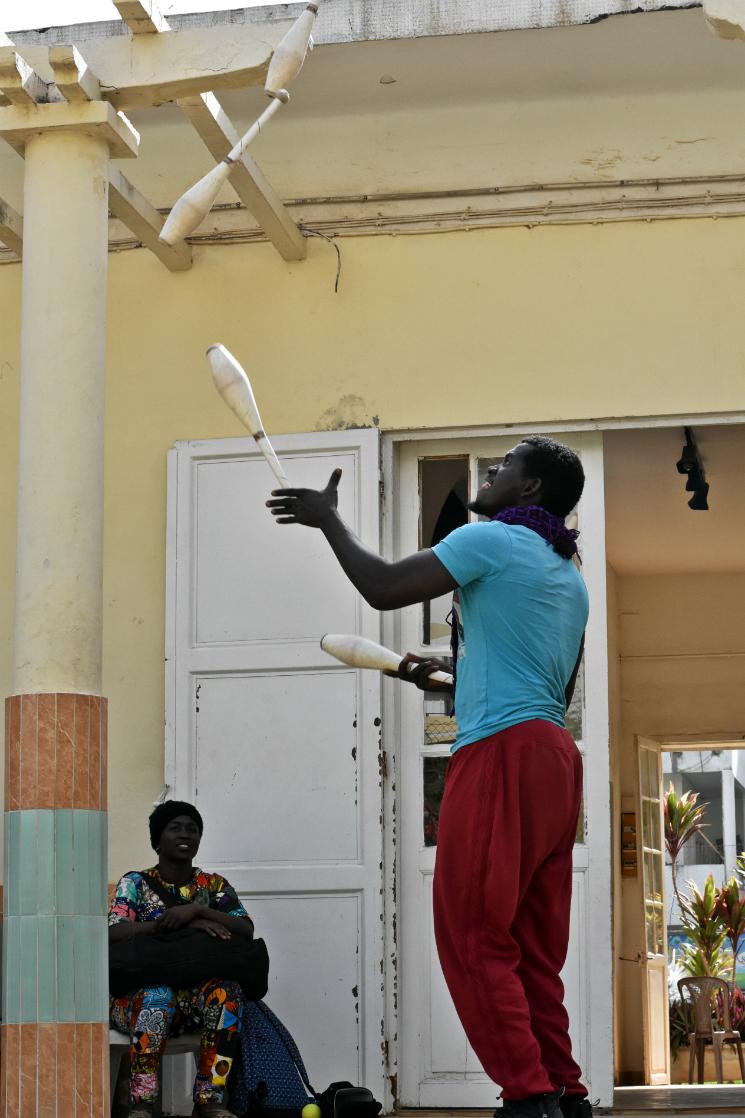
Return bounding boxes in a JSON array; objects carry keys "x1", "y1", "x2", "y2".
[
  {"x1": 108, "y1": 167, "x2": 192, "y2": 271},
  {"x1": 48, "y1": 45, "x2": 101, "y2": 103},
  {"x1": 0, "y1": 194, "x2": 22, "y2": 256},
  {"x1": 18, "y1": 23, "x2": 281, "y2": 110},
  {"x1": 0, "y1": 47, "x2": 50, "y2": 106},
  {"x1": 115, "y1": 0, "x2": 170, "y2": 35},
  {"x1": 178, "y1": 92, "x2": 306, "y2": 261}
]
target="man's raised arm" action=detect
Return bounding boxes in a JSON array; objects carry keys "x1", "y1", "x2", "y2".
[{"x1": 266, "y1": 468, "x2": 458, "y2": 610}]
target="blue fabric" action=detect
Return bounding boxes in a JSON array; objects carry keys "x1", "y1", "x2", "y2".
[
  {"x1": 432, "y1": 521, "x2": 588, "y2": 752},
  {"x1": 231, "y1": 1000, "x2": 315, "y2": 1115}
]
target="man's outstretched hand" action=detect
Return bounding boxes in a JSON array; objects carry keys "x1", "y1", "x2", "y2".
[{"x1": 267, "y1": 468, "x2": 342, "y2": 527}]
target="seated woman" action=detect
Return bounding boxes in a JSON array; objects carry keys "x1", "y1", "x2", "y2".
[{"x1": 109, "y1": 799, "x2": 254, "y2": 1118}]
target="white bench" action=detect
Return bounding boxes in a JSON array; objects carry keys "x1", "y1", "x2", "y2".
[{"x1": 109, "y1": 1028, "x2": 200, "y2": 1111}]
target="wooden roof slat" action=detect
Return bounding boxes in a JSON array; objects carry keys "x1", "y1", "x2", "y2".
[
  {"x1": 48, "y1": 45, "x2": 101, "y2": 103},
  {"x1": 0, "y1": 47, "x2": 50, "y2": 105},
  {"x1": 115, "y1": 0, "x2": 170, "y2": 36},
  {"x1": 178, "y1": 92, "x2": 306, "y2": 262},
  {"x1": 108, "y1": 166, "x2": 192, "y2": 271},
  {"x1": 14, "y1": 24, "x2": 278, "y2": 111}
]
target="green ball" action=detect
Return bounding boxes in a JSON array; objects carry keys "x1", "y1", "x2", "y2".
[{"x1": 302, "y1": 1104, "x2": 322, "y2": 1118}]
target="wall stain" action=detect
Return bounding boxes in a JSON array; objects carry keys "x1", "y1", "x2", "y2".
[{"x1": 315, "y1": 395, "x2": 379, "y2": 431}]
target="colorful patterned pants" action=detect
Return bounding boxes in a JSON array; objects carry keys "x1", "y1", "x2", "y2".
[{"x1": 110, "y1": 978, "x2": 244, "y2": 1105}]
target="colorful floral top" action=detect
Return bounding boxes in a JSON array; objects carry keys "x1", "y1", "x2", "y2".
[{"x1": 108, "y1": 866, "x2": 251, "y2": 926}]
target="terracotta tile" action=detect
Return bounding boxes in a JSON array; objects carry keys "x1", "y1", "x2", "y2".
[
  {"x1": 99, "y1": 704, "x2": 108, "y2": 812},
  {"x1": 89, "y1": 1023, "x2": 108, "y2": 1118},
  {"x1": 3, "y1": 1020, "x2": 20, "y2": 1117},
  {"x1": 36, "y1": 695, "x2": 57, "y2": 811},
  {"x1": 74, "y1": 1023, "x2": 92, "y2": 1118},
  {"x1": 6, "y1": 697, "x2": 21, "y2": 813},
  {"x1": 55, "y1": 695, "x2": 76, "y2": 810},
  {"x1": 19, "y1": 1023, "x2": 37, "y2": 1117},
  {"x1": 55, "y1": 1024, "x2": 75, "y2": 1115},
  {"x1": 19, "y1": 695, "x2": 39, "y2": 811},
  {"x1": 73, "y1": 697, "x2": 91, "y2": 811},
  {"x1": 88, "y1": 699, "x2": 101, "y2": 813},
  {"x1": 0, "y1": 1024, "x2": 8, "y2": 1116},
  {"x1": 37, "y1": 1024, "x2": 57, "y2": 1118}
]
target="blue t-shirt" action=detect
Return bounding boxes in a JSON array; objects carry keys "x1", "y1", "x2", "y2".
[{"x1": 432, "y1": 521, "x2": 589, "y2": 752}]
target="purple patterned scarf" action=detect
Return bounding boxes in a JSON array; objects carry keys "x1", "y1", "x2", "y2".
[{"x1": 491, "y1": 504, "x2": 579, "y2": 559}]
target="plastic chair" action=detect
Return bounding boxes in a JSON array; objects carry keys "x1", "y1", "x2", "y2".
[{"x1": 678, "y1": 976, "x2": 745, "y2": 1084}]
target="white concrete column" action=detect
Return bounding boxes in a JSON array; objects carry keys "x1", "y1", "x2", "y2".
[
  {"x1": 722, "y1": 767, "x2": 737, "y2": 879},
  {"x1": 13, "y1": 129, "x2": 109, "y2": 695}
]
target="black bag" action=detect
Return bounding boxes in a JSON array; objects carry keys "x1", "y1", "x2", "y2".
[
  {"x1": 318, "y1": 1083, "x2": 382, "y2": 1118},
  {"x1": 109, "y1": 872, "x2": 269, "y2": 1000}
]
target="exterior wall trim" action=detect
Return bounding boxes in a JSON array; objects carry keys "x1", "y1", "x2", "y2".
[
  {"x1": 384, "y1": 411, "x2": 745, "y2": 443},
  {"x1": 9, "y1": 1, "x2": 703, "y2": 48}
]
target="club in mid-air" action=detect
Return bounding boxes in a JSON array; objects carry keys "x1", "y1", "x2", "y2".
[
  {"x1": 160, "y1": 3, "x2": 320, "y2": 246},
  {"x1": 207, "y1": 344, "x2": 290, "y2": 488}
]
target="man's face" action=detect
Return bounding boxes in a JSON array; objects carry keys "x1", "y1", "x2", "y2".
[
  {"x1": 158, "y1": 815, "x2": 201, "y2": 865},
  {"x1": 468, "y1": 442, "x2": 539, "y2": 517}
]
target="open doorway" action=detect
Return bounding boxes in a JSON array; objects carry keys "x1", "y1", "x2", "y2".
[
  {"x1": 605, "y1": 423, "x2": 745, "y2": 1107},
  {"x1": 664, "y1": 745, "x2": 745, "y2": 1083}
]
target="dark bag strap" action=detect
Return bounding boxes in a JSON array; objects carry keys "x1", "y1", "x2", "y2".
[{"x1": 139, "y1": 871, "x2": 186, "y2": 909}]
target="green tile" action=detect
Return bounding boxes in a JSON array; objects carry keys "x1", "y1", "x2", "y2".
[
  {"x1": 17, "y1": 811, "x2": 39, "y2": 916},
  {"x1": 35, "y1": 813, "x2": 56, "y2": 915},
  {"x1": 36, "y1": 916, "x2": 57, "y2": 1023},
  {"x1": 72, "y1": 811, "x2": 91, "y2": 915},
  {"x1": 4, "y1": 812, "x2": 20, "y2": 917},
  {"x1": 73, "y1": 916, "x2": 92, "y2": 1020},
  {"x1": 90, "y1": 813, "x2": 108, "y2": 911},
  {"x1": 56, "y1": 915, "x2": 76, "y2": 1022},
  {"x1": 4, "y1": 915, "x2": 21, "y2": 1023},
  {"x1": 19, "y1": 916, "x2": 38, "y2": 1023},
  {"x1": 54, "y1": 811, "x2": 75, "y2": 916}
]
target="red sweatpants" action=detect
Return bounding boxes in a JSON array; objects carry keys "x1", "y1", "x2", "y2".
[{"x1": 433, "y1": 719, "x2": 585, "y2": 1101}]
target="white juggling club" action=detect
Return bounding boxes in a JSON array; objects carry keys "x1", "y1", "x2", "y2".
[
  {"x1": 160, "y1": 3, "x2": 320, "y2": 247},
  {"x1": 321, "y1": 634, "x2": 454, "y2": 686},
  {"x1": 265, "y1": 2, "x2": 318, "y2": 98},
  {"x1": 207, "y1": 344, "x2": 290, "y2": 488}
]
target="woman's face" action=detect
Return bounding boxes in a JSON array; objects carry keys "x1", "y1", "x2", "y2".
[{"x1": 158, "y1": 814, "x2": 201, "y2": 865}]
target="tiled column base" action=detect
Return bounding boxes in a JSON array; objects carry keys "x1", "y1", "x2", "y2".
[
  {"x1": 2, "y1": 696, "x2": 109, "y2": 1117},
  {"x1": 0, "y1": 1023, "x2": 109, "y2": 1118}
]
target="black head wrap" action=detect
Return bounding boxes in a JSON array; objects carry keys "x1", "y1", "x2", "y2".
[{"x1": 149, "y1": 800, "x2": 204, "y2": 850}]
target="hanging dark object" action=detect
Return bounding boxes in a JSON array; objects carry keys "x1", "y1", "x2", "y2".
[{"x1": 676, "y1": 427, "x2": 709, "y2": 510}]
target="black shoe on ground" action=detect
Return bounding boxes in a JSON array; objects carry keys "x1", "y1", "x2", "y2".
[
  {"x1": 559, "y1": 1096, "x2": 593, "y2": 1118},
  {"x1": 500, "y1": 1094, "x2": 562, "y2": 1117}
]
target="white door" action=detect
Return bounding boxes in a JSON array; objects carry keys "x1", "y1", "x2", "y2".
[
  {"x1": 165, "y1": 429, "x2": 385, "y2": 1106},
  {"x1": 637, "y1": 737, "x2": 670, "y2": 1086},
  {"x1": 390, "y1": 431, "x2": 613, "y2": 1108}
]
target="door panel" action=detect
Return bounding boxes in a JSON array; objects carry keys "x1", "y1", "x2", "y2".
[{"x1": 165, "y1": 431, "x2": 384, "y2": 1113}]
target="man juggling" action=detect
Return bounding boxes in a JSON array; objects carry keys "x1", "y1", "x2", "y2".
[{"x1": 267, "y1": 436, "x2": 590, "y2": 1118}]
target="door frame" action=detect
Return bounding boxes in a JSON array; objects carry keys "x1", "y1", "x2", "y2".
[
  {"x1": 381, "y1": 428, "x2": 613, "y2": 1107},
  {"x1": 380, "y1": 411, "x2": 745, "y2": 1111},
  {"x1": 637, "y1": 736, "x2": 671, "y2": 1087}
]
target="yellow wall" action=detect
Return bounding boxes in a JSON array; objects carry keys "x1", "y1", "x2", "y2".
[
  {"x1": 613, "y1": 571, "x2": 745, "y2": 1082},
  {"x1": 1, "y1": 217, "x2": 745, "y2": 874}
]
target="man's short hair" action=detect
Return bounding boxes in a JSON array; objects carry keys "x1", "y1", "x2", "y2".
[{"x1": 520, "y1": 436, "x2": 585, "y2": 518}]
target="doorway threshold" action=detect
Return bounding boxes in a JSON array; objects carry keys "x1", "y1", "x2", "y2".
[{"x1": 614, "y1": 1084, "x2": 745, "y2": 1112}]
